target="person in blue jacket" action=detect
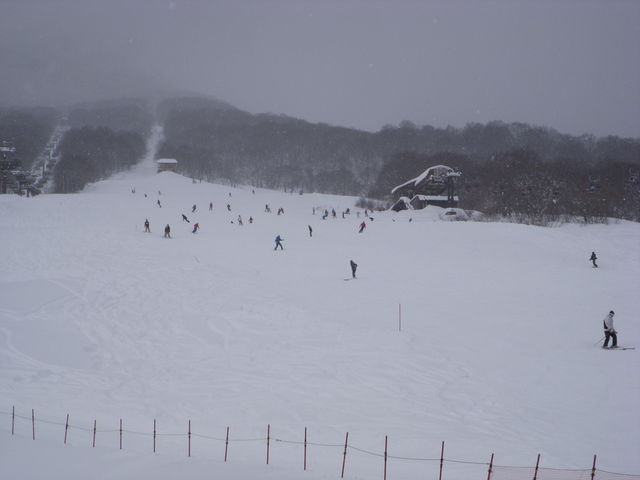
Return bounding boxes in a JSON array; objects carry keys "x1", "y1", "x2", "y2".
[{"x1": 274, "y1": 235, "x2": 284, "y2": 250}]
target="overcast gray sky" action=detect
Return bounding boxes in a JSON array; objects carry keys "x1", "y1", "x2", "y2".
[{"x1": 1, "y1": 0, "x2": 639, "y2": 137}]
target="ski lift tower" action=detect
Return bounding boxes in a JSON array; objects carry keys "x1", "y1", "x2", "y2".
[{"x1": 0, "y1": 141, "x2": 19, "y2": 194}]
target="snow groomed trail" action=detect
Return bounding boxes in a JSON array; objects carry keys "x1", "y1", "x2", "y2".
[{"x1": 0, "y1": 152, "x2": 638, "y2": 479}]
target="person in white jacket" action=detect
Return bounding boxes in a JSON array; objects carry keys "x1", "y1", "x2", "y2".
[{"x1": 603, "y1": 310, "x2": 618, "y2": 348}]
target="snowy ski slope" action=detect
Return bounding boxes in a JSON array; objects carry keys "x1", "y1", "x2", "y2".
[{"x1": 1, "y1": 151, "x2": 638, "y2": 479}]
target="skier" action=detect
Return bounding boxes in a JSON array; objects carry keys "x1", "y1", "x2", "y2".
[
  {"x1": 308, "y1": 225, "x2": 313, "y2": 237},
  {"x1": 358, "y1": 221, "x2": 366, "y2": 233},
  {"x1": 157, "y1": 199, "x2": 162, "y2": 208},
  {"x1": 192, "y1": 223, "x2": 200, "y2": 234},
  {"x1": 227, "y1": 204, "x2": 231, "y2": 211},
  {"x1": 590, "y1": 252, "x2": 598, "y2": 268},
  {"x1": 238, "y1": 215, "x2": 243, "y2": 225},
  {"x1": 164, "y1": 224, "x2": 171, "y2": 238},
  {"x1": 274, "y1": 235, "x2": 284, "y2": 250},
  {"x1": 350, "y1": 260, "x2": 358, "y2": 279},
  {"x1": 332, "y1": 209, "x2": 336, "y2": 218},
  {"x1": 192, "y1": 204, "x2": 197, "y2": 213},
  {"x1": 602, "y1": 310, "x2": 618, "y2": 348},
  {"x1": 209, "y1": 202, "x2": 213, "y2": 211},
  {"x1": 249, "y1": 217, "x2": 253, "y2": 224},
  {"x1": 182, "y1": 214, "x2": 190, "y2": 223},
  {"x1": 144, "y1": 219, "x2": 150, "y2": 233},
  {"x1": 265, "y1": 204, "x2": 271, "y2": 213}
]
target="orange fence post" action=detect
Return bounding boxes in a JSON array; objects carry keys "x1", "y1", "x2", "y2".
[
  {"x1": 266, "y1": 424, "x2": 271, "y2": 465},
  {"x1": 224, "y1": 426, "x2": 229, "y2": 462},
  {"x1": 341, "y1": 432, "x2": 349, "y2": 478},
  {"x1": 439, "y1": 441, "x2": 445, "y2": 480},
  {"x1": 384, "y1": 435, "x2": 388, "y2": 480},
  {"x1": 64, "y1": 414, "x2": 69, "y2": 444},
  {"x1": 304, "y1": 427, "x2": 308, "y2": 471}
]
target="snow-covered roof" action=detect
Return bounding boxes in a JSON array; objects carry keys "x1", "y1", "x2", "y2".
[
  {"x1": 391, "y1": 165, "x2": 456, "y2": 194},
  {"x1": 157, "y1": 158, "x2": 178, "y2": 164}
]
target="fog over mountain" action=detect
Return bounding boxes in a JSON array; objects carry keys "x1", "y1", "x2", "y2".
[{"x1": 1, "y1": 0, "x2": 639, "y2": 137}]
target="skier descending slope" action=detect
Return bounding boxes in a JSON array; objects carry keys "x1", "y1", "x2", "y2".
[
  {"x1": 590, "y1": 251, "x2": 598, "y2": 268},
  {"x1": 602, "y1": 310, "x2": 618, "y2": 348},
  {"x1": 274, "y1": 235, "x2": 284, "y2": 250},
  {"x1": 350, "y1": 260, "x2": 358, "y2": 279}
]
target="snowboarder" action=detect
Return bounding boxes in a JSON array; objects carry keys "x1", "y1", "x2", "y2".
[
  {"x1": 182, "y1": 214, "x2": 190, "y2": 223},
  {"x1": 590, "y1": 252, "x2": 598, "y2": 268},
  {"x1": 192, "y1": 223, "x2": 200, "y2": 234},
  {"x1": 164, "y1": 224, "x2": 171, "y2": 238},
  {"x1": 144, "y1": 219, "x2": 150, "y2": 232},
  {"x1": 209, "y1": 202, "x2": 213, "y2": 211},
  {"x1": 350, "y1": 260, "x2": 358, "y2": 279},
  {"x1": 192, "y1": 204, "x2": 197, "y2": 213},
  {"x1": 358, "y1": 221, "x2": 366, "y2": 233},
  {"x1": 308, "y1": 225, "x2": 313, "y2": 237},
  {"x1": 602, "y1": 311, "x2": 617, "y2": 348},
  {"x1": 274, "y1": 235, "x2": 284, "y2": 250}
]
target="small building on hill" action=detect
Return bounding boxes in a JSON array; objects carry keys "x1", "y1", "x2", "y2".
[
  {"x1": 157, "y1": 158, "x2": 178, "y2": 173},
  {"x1": 391, "y1": 164, "x2": 461, "y2": 211}
]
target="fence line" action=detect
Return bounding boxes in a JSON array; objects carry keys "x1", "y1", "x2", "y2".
[{"x1": 3, "y1": 407, "x2": 638, "y2": 480}]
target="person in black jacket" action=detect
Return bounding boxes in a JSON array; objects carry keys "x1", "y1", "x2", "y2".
[
  {"x1": 590, "y1": 252, "x2": 598, "y2": 268},
  {"x1": 350, "y1": 260, "x2": 358, "y2": 279},
  {"x1": 164, "y1": 224, "x2": 171, "y2": 238}
]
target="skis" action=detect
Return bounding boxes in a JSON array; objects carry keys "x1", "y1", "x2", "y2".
[{"x1": 603, "y1": 346, "x2": 635, "y2": 350}]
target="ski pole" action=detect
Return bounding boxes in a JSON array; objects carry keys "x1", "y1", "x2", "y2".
[{"x1": 593, "y1": 336, "x2": 605, "y2": 346}]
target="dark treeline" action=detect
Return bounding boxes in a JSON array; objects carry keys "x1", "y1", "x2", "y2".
[
  {"x1": 157, "y1": 97, "x2": 383, "y2": 195},
  {"x1": 0, "y1": 107, "x2": 58, "y2": 169},
  {"x1": 54, "y1": 127, "x2": 146, "y2": 193},
  {"x1": 371, "y1": 150, "x2": 640, "y2": 222},
  {"x1": 68, "y1": 98, "x2": 153, "y2": 135},
  {"x1": 157, "y1": 98, "x2": 639, "y2": 219}
]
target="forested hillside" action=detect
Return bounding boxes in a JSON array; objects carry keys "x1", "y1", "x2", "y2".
[
  {"x1": 156, "y1": 97, "x2": 639, "y2": 221},
  {"x1": 54, "y1": 127, "x2": 146, "y2": 193}
]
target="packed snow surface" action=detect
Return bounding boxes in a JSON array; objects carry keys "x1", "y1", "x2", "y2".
[{"x1": 1, "y1": 154, "x2": 638, "y2": 480}]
